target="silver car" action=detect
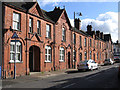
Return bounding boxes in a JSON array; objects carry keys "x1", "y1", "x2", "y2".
[{"x1": 77, "y1": 59, "x2": 98, "y2": 71}]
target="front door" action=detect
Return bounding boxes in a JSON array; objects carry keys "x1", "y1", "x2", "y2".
[{"x1": 29, "y1": 46, "x2": 40, "y2": 72}]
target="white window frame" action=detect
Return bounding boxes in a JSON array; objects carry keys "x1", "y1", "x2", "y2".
[
  {"x1": 37, "y1": 20, "x2": 41, "y2": 35},
  {"x1": 13, "y1": 12, "x2": 20, "y2": 30},
  {"x1": 73, "y1": 50, "x2": 76, "y2": 62},
  {"x1": 59, "y1": 47, "x2": 65, "y2": 62},
  {"x1": 45, "y1": 46, "x2": 51, "y2": 62},
  {"x1": 10, "y1": 41, "x2": 22, "y2": 63},
  {"x1": 29, "y1": 18, "x2": 33, "y2": 33},
  {"x1": 62, "y1": 27, "x2": 66, "y2": 41},
  {"x1": 46, "y1": 24, "x2": 51, "y2": 38}
]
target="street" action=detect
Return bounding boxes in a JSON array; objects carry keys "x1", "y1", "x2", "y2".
[{"x1": 2, "y1": 63, "x2": 120, "y2": 89}]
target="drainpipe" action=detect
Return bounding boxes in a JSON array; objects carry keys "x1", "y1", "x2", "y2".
[
  {"x1": 53, "y1": 24, "x2": 55, "y2": 71},
  {"x1": 26, "y1": 12, "x2": 28, "y2": 75}
]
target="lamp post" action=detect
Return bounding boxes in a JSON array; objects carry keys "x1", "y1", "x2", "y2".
[
  {"x1": 11, "y1": 32, "x2": 19, "y2": 79},
  {"x1": 73, "y1": 12, "x2": 82, "y2": 69}
]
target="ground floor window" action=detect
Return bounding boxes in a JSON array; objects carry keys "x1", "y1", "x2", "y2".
[
  {"x1": 45, "y1": 45, "x2": 51, "y2": 62},
  {"x1": 59, "y1": 47, "x2": 65, "y2": 62},
  {"x1": 73, "y1": 50, "x2": 76, "y2": 62},
  {"x1": 10, "y1": 40, "x2": 22, "y2": 62},
  {"x1": 84, "y1": 51, "x2": 87, "y2": 60},
  {"x1": 80, "y1": 53, "x2": 82, "y2": 61}
]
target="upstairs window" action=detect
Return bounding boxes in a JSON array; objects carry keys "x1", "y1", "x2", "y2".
[
  {"x1": 80, "y1": 36, "x2": 82, "y2": 46},
  {"x1": 37, "y1": 20, "x2": 41, "y2": 35},
  {"x1": 73, "y1": 33, "x2": 76, "y2": 44},
  {"x1": 46, "y1": 24, "x2": 51, "y2": 38},
  {"x1": 90, "y1": 39, "x2": 92, "y2": 47},
  {"x1": 29, "y1": 18, "x2": 33, "y2": 33},
  {"x1": 84, "y1": 38, "x2": 87, "y2": 47},
  {"x1": 13, "y1": 12, "x2": 20, "y2": 30},
  {"x1": 62, "y1": 27, "x2": 66, "y2": 41}
]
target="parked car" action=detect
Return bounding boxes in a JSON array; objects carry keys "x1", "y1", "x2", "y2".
[
  {"x1": 114, "y1": 55, "x2": 120, "y2": 63},
  {"x1": 77, "y1": 59, "x2": 98, "y2": 71},
  {"x1": 104, "y1": 58, "x2": 114, "y2": 65},
  {"x1": 118, "y1": 64, "x2": 120, "y2": 80}
]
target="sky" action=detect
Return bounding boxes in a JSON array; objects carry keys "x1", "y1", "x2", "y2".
[{"x1": 38, "y1": 0, "x2": 118, "y2": 42}]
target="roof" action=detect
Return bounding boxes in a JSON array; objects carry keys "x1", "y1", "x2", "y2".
[
  {"x1": 4, "y1": 2, "x2": 36, "y2": 11},
  {"x1": 45, "y1": 8, "x2": 64, "y2": 23},
  {"x1": 72, "y1": 27, "x2": 88, "y2": 36}
]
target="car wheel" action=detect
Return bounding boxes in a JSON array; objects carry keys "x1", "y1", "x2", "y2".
[{"x1": 78, "y1": 69, "x2": 81, "y2": 72}]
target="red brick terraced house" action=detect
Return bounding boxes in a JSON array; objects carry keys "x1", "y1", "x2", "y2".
[{"x1": 2, "y1": 2, "x2": 113, "y2": 78}]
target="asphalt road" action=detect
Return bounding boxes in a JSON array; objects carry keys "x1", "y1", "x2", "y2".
[{"x1": 2, "y1": 63, "x2": 120, "y2": 89}]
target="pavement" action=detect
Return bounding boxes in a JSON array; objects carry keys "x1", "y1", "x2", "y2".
[{"x1": 2, "y1": 69, "x2": 77, "y2": 86}]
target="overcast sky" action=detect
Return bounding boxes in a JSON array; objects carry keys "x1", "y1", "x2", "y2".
[{"x1": 38, "y1": 0, "x2": 118, "y2": 42}]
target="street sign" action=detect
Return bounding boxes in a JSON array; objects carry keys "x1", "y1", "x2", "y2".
[{"x1": 11, "y1": 32, "x2": 19, "y2": 79}]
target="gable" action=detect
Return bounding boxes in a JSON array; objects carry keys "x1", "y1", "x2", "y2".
[
  {"x1": 28, "y1": 3, "x2": 43, "y2": 17},
  {"x1": 59, "y1": 11, "x2": 72, "y2": 29},
  {"x1": 31, "y1": 34, "x2": 41, "y2": 42}
]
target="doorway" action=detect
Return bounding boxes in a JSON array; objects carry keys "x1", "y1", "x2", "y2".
[
  {"x1": 68, "y1": 52, "x2": 71, "y2": 69},
  {"x1": 29, "y1": 46, "x2": 40, "y2": 72}
]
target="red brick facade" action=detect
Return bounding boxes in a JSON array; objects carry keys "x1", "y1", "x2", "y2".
[{"x1": 2, "y1": 2, "x2": 113, "y2": 78}]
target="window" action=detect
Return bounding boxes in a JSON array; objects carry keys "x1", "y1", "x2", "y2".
[
  {"x1": 90, "y1": 39, "x2": 92, "y2": 47},
  {"x1": 84, "y1": 51, "x2": 87, "y2": 60},
  {"x1": 10, "y1": 41, "x2": 22, "y2": 62},
  {"x1": 62, "y1": 27, "x2": 66, "y2": 41},
  {"x1": 100, "y1": 53, "x2": 101, "y2": 60},
  {"x1": 46, "y1": 24, "x2": 51, "y2": 38},
  {"x1": 80, "y1": 36, "x2": 82, "y2": 46},
  {"x1": 73, "y1": 50, "x2": 76, "y2": 62},
  {"x1": 84, "y1": 38, "x2": 87, "y2": 47},
  {"x1": 37, "y1": 20, "x2": 41, "y2": 35},
  {"x1": 45, "y1": 46, "x2": 51, "y2": 62},
  {"x1": 59, "y1": 47, "x2": 65, "y2": 62},
  {"x1": 97, "y1": 53, "x2": 98, "y2": 60},
  {"x1": 100, "y1": 42, "x2": 101, "y2": 49},
  {"x1": 90, "y1": 51, "x2": 92, "y2": 59},
  {"x1": 29, "y1": 18, "x2": 33, "y2": 33},
  {"x1": 73, "y1": 33, "x2": 76, "y2": 44},
  {"x1": 97, "y1": 42, "x2": 98, "y2": 48},
  {"x1": 13, "y1": 12, "x2": 20, "y2": 30},
  {"x1": 80, "y1": 53, "x2": 82, "y2": 61}
]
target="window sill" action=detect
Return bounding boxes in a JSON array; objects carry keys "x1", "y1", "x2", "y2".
[
  {"x1": 59, "y1": 60, "x2": 65, "y2": 62},
  {"x1": 9, "y1": 60, "x2": 23, "y2": 63},
  {"x1": 45, "y1": 37, "x2": 51, "y2": 39},
  {"x1": 12, "y1": 29, "x2": 21, "y2": 32},
  {"x1": 61, "y1": 40, "x2": 66, "y2": 42},
  {"x1": 44, "y1": 60, "x2": 52, "y2": 63},
  {"x1": 28, "y1": 32, "x2": 33, "y2": 35}
]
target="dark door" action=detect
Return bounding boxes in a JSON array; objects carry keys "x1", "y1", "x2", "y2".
[
  {"x1": 68, "y1": 52, "x2": 70, "y2": 68},
  {"x1": 29, "y1": 46, "x2": 40, "y2": 72}
]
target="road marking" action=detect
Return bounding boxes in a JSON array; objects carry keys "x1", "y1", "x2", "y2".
[
  {"x1": 85, "y1": 73, "x2": 100, "y2": 80},
  {"x1": 62, "y1": 83, "x2": 76, "y2": 88}
]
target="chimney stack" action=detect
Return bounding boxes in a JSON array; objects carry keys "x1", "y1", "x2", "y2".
[
  {"x1": 75, "y1": 18, "x2": 81, "y2": 30},
  {"x1": 96, "y1": 30, "x2": 100, "y2": 38},
  {"x1": 87, "y1": 25, "x2": 92, "y2": 33}
]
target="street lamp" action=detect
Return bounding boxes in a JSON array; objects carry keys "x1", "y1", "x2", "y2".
[{"x1": 73, "y1": 12, "x2": 82, "y2": 69}]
